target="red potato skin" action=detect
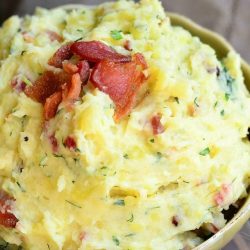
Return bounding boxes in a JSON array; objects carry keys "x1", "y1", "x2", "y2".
[{"x1": 0, "y1": 191, "x2": 18, "y2": 228}]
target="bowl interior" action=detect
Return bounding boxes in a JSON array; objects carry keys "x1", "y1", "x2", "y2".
[{"x1": 168, "y1": 12, "x2": 250, "y2": 250}]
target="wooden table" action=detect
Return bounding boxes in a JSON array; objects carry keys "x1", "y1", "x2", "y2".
[{"x1": 0, "y1": 0, "x2": 249, "y2": 249}]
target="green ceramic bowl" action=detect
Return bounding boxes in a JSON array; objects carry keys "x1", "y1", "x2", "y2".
[
  {"x1": 57, "y1": 5, "x2": 250, "y2": 250},
  {"x1": 168, "y1": 12, "x2": 250, "y2": 250}
]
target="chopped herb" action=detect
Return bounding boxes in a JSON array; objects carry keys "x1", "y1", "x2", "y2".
[
  {"x1": 100, "y1": 166, "x2": 108, "y2": 176},
  {"x1": 220, "y1": 109, "x2": 225, "y2": 116},
  {"x1": 123, "y1": 154, "x2": 129, "y2": 159},
  {"x1": 65, "y1": 200, "x2": 82, "y2": 209},
  {"x1": 150, "y1": 138, "x2": 155, "y2": 143},
  {"x1": 47, "y1": 244, "x2": 51, "y2": 250},
  {"x1": 112, "y1": 236, "x2": 120, "y2": 246},
  {"x1": 124, "y1": 233, "x2": 135, "y2": 237},
  {"x1": 199, "y1": 147, "x2": 210, "y2": 156},
  {"x1": 81, "y1": 10, "x2": 86, "y2": 14},
  {"x1": 21, "y1": 76, "x2": 32, "y2": 86},
  {"x1": 21, "y1": 50, "x2": 26, "y2": 56},
  {"x1": 39, "y1": 154, "x2": 47, "y2": 167},
  {"x1": 214, "y1": 101, "x2": 218, "y2": 108},
  {"x1": 16, "y1": 182, "x2": 26, "y2": 192},
  {"x1": 218, "y1": 66, "x2": 235, "y2": 96},
  {"x1": 75, "y1": 37, "x2": 83, "y2": 42},
  {"x1": 75, "y1": 148, "x2": 81, "y2": 153},
  {"x1": 156, "y1": 152, "x2": 162, "y2": 161},
  {"x1": 9, "y1": 131, "x2": 13, "y2": 136},
  {"x1": 113, "y1": 199, "x2": 125, "y2": 206},
  {"x1": 77, "y1": 29, "x2": 84, "y2": 32},
  {"x1": 225, "y1": 93, "x2": 230, "y2": 101},
  {"x1": 127, "y1": 213, "x2": 134, "y2": 222},
  {"x1": 24, "y1": 136, "x2": 29, "y2": 142},
  {"x1": 145, "y1": 206, "x2": 160, "y2": 215},
  {"x1": 174, "y1": 97, "x2": 179, "y2": 104},
  {"x1": 194, "y1": 97, "x2": 200, "y2": 107},
  {"x1": 111, "y1": 30, "x2": 123, "y2": 40}
]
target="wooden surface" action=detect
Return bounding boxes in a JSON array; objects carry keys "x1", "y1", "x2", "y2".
[{"x1": 0, "y1": 0, "x2": 249, "y2": 249}]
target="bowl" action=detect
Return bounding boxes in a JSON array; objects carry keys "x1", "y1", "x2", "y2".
[{"x1": 57, "y1": 4, "x2": 250, "y2": 250}]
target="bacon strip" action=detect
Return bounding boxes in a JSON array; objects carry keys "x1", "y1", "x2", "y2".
[
  {"x1": 77, "y1": 61, "x2": 90, "y2": 83},
  {"x1": 71, "y1": 41, "x2": 131, "y2": 63},
  {"x1": 0, "y1": 191, "x2": 18, "y2": 228},
  {"x1": 90, "y1": 53, "x2": 147, "y2": 121},
  {"x1": 25, "y1": 71, "x2": 71, "y2": 104},
  {"x1": 48, "y1": 43, "x2": 73, "y2": 68},
  {"x1": 44, "y1": 91, "x2": 62, "y2": 121}
]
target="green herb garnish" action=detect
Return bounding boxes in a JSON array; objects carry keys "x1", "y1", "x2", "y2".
[
  {"x1": 113, "y1": 199, "x2": 125, "y2": 206},
  {"x1": 21, "y1": 76, "x2": 32, "y2": 86},
  {"x1": 199, "y1": 147, "x2": 210, "y2": 156},
  {"x1": 220, "y1": 109, "x2": 225, "y2": 116},
  {"x1": 150, "y1": 138, "x2": 155, "y2": 143},
  {"x1": 145, "y1": 206, "x2": 160, "y2": 215},
  {"x1": 127, "y1": 213, "x2": 134, "y2": 222},
  {"x1": 123, "y1": 154, "x2": 129, "y2": 159},
  {"x1": 174, "y1": 97, "x2": 179, "y2": 104},
  {"x1": 65, "y1": 200, "x2": 82, "y2": 209},
  {"x1": 111, "y1": 30, "x2": 123, "y2": 40},
  {"x1": 194, "y1": 97, "x2": 199, "y2": 107},
  {"x1": 112, "y1": 236, "x2": 120, "y2": 246},
  {"x1": 225, "y1": 93, "x2": 230, "y2": 101},
  {"x1": 124, "y1": 233, "x2": 135, "y2": 237}
]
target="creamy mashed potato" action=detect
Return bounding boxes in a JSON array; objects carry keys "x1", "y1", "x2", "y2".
[{"x1": 0, "y1": 0, "x2": 250, "y2": 249}]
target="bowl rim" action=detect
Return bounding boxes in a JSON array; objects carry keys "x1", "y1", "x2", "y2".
[{"x1": 55, "y1": 4, "x2": 250, "y2": 250}]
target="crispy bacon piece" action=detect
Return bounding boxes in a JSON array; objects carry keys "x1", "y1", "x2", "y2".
[
  {"x1": 71, "y1": 41, "x2": 131, "y2": 63},
  {"x1": 46, "y1": 30, "x2": 63, "y2": 42},
  {"x1": 90, "y1": 53, "x2": 147, "y2": 121},
  {"x1": 124, "y1": 40, "x2": 132, "y2": 51},
  {"x1": 62, "y1": 73, "x2": 82, "y2": 103},
  {"x1": 48, "y1": 43, "x2": 73, "y2": 68},
  {"x1": 63, "y1": 61, "x2": 79, "y2": 74},
  {"x1": 44, "y1": 91, "x2": 62, "y2": 120},
  {"x1": 25, "y1": 71, "x2": 71, "y2": 104},
  {"x1": 151, "y1": 113, "x2": 165, "y2": 135},
  {"x1": 77, "y1": 61, "x2": 90, "y2": 83},
  {"x1": 64, "y1": 136, "x2": 77, "y2": 151},
  {"x1": 0, "y1": 191, "x2": 18, "y2": 228}
]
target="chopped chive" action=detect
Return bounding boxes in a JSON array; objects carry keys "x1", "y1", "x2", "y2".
[
  {"x1": 174, "y1": 97, "x2": 179, "y2": 104},
  {"x1": 214, "y1": 101, "x2": 218, "y2": 108},
  {"x1": 39, "y1": 154, "x2": 48, "y2": 167},
  {"x1": 110, "y1": 30, "x2": 123, "y2": 40},
  {"x1": 21, "y1": 76, "x2": 32, "y2": 86},
  {"x1": 199, "y1": 147, "x2": 210, "y2": 156},
  {"x1": 194, "y1": 97, "x2": 200, "y2": 107},
  {"x1": 113, "y1": 199, "x2": 125, "y2": 206},
  {"x1": 112, "y1": 235, "x2": 120, "y2": 246},
  {"x1": 150, "y1": 138, "x2": 155, "y2": 143},
  {"x1": 225, "y1": 93, "x2": 230, "y2": 101},
  {"x1": 156, "y1": 152, "x2": 162, "y2": 161},
  {"x1": 47, "y1": 244, "x2": 51, "y2": 250},
  {"x1": 124, "y1": 233, "x2": 135, "y2": 237},
  {"x1": 123, "y1": 154, "x2": 129, "y2": 159},
  {"x1": 65, "y1": 200, "x2": 82, "y2": 209},
  {"x1": 220, "y1": 110, "x2": 225, "y2": 116},
  {"x1": 16, "y1": 182, "x2": 26, "y2": 192},
  {"x1": 127, "y1": 213, "x2": 134, "y2": 222},
  {"x1": 145, "y1": 206, "x2": 160, "y2": 215}
]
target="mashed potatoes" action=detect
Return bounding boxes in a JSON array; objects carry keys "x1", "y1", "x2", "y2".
[{"x1": 0, "y1": 0, "x2": 250, "y2": 249}]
